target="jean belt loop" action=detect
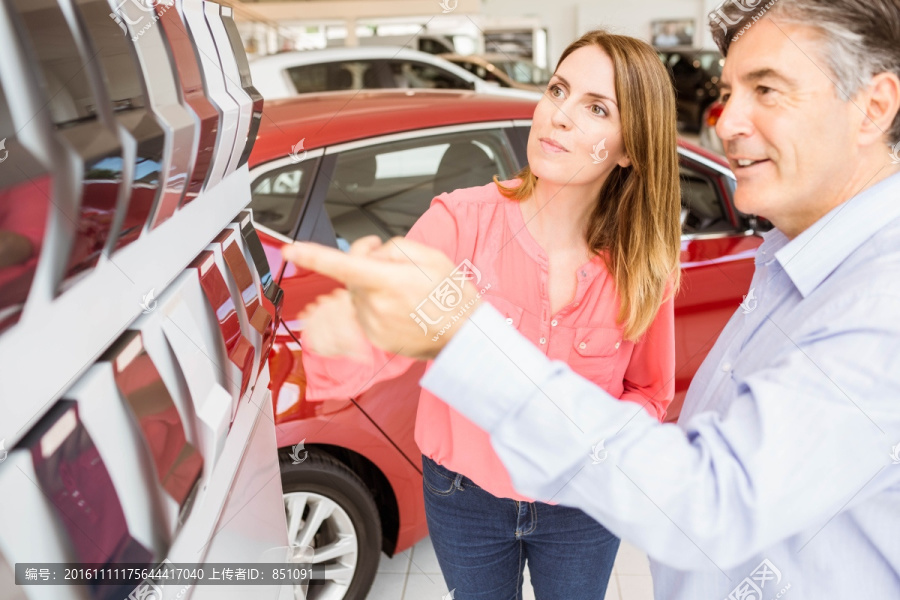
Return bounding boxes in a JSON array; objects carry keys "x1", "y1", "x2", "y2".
[{"x1": 453, "y1": 473, "x2": 464, "y2": 491}]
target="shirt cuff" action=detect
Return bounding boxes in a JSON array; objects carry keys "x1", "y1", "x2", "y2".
[{"x1": 420, "y1": 303, "x2": 559, "y2": 434}]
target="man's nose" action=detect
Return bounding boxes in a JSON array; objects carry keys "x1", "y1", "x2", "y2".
[{"x1": 716, "y1": 94, "x2": 754, "y2": 142}]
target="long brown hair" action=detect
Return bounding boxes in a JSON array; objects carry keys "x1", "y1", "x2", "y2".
[{"x1": 495, "y1": 30, "x2": 681, "y2": 341}]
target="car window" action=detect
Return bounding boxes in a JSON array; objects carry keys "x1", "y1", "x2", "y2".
[
  {"x1": 287, "y1": 62, "x2": 358, "y2": 93},
  {"x1": 323, "y1": 130, "x2": 516, "y2": 245},
  {"x1": 388, "y1": 61, "x2": 472, "y2": 90},
  {"x1": 419, "y1": 37, "x2": 453, "y2": 54},
  {"x1": 456, "y1": 61, "x2": 504, "y2": 85},
  {"x1": 679, "y1": 164, "x2": 733, "y2": 234},
  {"x1": 249, "y1": 160, "x2": 316, "y2": 235},
  {"x1": 496, "y1": 60, "x2": 547, "y2": 85}
]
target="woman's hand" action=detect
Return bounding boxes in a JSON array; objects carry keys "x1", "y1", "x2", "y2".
[
  {"x1": 300, "y1": 288, "x2": 371, "y2": 361},
  {"x1": 283, "y1": 236, "x2": 482, "y2": 360}
]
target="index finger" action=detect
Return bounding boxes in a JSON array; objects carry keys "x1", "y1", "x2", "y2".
[{"x1": 281, "y1": 241, "x2": 395, "y2": 290}]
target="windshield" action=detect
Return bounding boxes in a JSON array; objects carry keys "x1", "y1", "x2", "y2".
[{"x1": 494, "y1": 60, "x2": 550, "y2": 85}]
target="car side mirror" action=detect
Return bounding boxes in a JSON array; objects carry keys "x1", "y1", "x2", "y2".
[{"x1": 747, "y1": 215, "x2": 774, "y2": 233}]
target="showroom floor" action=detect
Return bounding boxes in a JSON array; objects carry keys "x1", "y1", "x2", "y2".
[{"x1": 369, "y1": 536, "x2": 654, "y2": 599}]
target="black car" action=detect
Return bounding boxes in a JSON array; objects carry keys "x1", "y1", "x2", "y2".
[{"x1": 657, "y1": 47, "x2": 724, "y2": 133}]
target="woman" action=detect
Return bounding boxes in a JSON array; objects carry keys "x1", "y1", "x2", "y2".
[{"x1": 299, "y1": 30, "x2": 681, "y2": 599}]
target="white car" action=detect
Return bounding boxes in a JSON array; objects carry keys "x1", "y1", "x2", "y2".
[{"x1": 249, "y1": 46, "x2": 541, "y2": 101}]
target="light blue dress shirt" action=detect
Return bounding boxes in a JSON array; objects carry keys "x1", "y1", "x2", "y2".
[{"x1": 421, "y1": 171, "x2": 900, "y2": 599}]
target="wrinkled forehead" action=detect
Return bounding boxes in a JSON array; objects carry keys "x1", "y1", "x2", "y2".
[{"x1": 719, "y1": 19, "x2": 832, "y2": 90}]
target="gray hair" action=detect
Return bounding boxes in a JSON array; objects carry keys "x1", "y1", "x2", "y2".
[{"x1": 709, "y1": 0, "x2": 900, "y2": 142}]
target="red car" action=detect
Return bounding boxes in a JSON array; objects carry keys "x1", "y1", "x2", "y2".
[{"x1": 248, "y1": 90, "x2": 764, "y2": 599}]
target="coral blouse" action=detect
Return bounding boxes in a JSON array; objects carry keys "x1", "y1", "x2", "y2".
[{"x1": 301, "y1": 181, "x2": 675, "y2": 501}]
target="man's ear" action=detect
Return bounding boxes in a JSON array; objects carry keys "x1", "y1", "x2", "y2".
[{"x1": 858, "y1": 71, "x2": 900, "y2": 147}]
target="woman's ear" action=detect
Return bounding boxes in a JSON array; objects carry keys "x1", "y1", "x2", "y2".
[{"x1": 617, "y1": 154, "x2": 632, "y2": 168}]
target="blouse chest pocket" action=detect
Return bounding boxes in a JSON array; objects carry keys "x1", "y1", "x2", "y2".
[
  {"x1": 568, "y1": 326, "x2": 623, "y2": 387},
  {"x1": 486, "y1": 296, "x2": 525, "y2": 329}
]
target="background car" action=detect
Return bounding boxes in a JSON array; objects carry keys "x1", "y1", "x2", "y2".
[
  {"x1": 700, "y1": 99, "x2": 725, "y2": 155},
  {"x1": 247, "y1": 89, "x2": 765, "y2": 600},
  {"x1": 439, "y1": 53, "x2": 551, "y2": 91},
  {"x1": 656, "y1": 47, "x2": 724, "y2": 132},
  {"x1": 249, "y1": 46, "x2": 540, "y2": 101}
]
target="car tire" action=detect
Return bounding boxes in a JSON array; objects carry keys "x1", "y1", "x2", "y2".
[{"x1": 281, "y1": 449, "x2": 382, "y2": 600}]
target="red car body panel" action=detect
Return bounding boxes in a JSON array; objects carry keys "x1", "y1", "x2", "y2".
[
  {"x1": 249, "y1": 91, "x2": 537, "y2": 168},
  {"x1": 251, "y1": 91, "x2": 760, "y2": 555},
  {"x1": 269, "y1": 332, "x2": 429, "y2": 551}
]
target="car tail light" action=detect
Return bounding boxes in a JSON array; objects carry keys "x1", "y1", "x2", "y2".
[
  {"x1": 113, "y1": 0, "x2": 197, "y2": 230},
  {"x1": 105, "y1": 330, "x2": 204, "y2": 510},
  {"x1": 69, "y1": 0, "x2": 166, "y2": 253},
  {"x1": 216, "y1": 228, "x2": 271, "y2": 368},
  {"x1": 179, "y1": 0, "x2": 237, "y2": 191},
  {"x1": 706, "y1": 102, "x2": 724, "y2": 127},
  {"x1": 220, "y1": 5, "x2": 263, "y2": 167},
  {"x1": 20, "y1": 401, "x2": 155, "y2": 598},
  {"x1": 156, "y1": 0, "x2": 220, "y2": 204},
  {"x1": 190, "y1": 250, "x2": 255, "y2": 401},
  {"x1": 0, "y1": 82, "x2": 50, "y2": 332},
  {"x1": 8, "y1": 0, "x2": 125, "y2": 280},
  {"x1": 158, "y1": 275, "x2": 234, "y2": 474},
  {"x1": 235, "y1": 210, "x2": 284, "y2": 365},
  {"x1": 203, "y1": 0, "x2": 253, "y2": 178}
]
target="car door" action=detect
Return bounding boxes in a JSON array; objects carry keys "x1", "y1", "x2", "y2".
[
  {"x1": 386, "y1": 60, "x2": 475, "y2": 90},
  {"x1": 671, "y1": 149, "x2": 762, "y2": 420}
]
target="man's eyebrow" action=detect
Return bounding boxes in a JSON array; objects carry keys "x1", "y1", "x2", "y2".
[
  {"x1": 719, "y1": 67, "x2": 798, "y2": 91},
  {"x1": 551, "y1": 73, "x2": 619, "y2": 107}
]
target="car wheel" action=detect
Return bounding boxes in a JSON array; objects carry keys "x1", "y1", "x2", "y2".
[{"x1": 281, "y1": 450, "x2": 382, "y2": 600}]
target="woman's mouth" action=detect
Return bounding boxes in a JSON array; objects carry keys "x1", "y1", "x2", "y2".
[
  {"x1": 539, "y1": 138, "x2": 568, "y2": 153},
  {"x1": 539, "y1": 137, "x2": 568, "y2": 153}
]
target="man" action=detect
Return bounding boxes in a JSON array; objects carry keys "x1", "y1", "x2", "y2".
[{"x1": 284, "y1": 1, "x2": 900, "y2": 597}]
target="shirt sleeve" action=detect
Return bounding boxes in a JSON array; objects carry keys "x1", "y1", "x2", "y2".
[
  {"x1": 302, "y1": 192, "x2": 469, "y2": 400},
  {"x1": 620, "y1": 289, "x2": 675, "y2": 421},
  {"x1": 420, "y1": 296, "x2": 900, "y2": 570}
]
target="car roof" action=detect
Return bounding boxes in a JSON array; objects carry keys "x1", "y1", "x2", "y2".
[
  {"x1": 250, "y1": 89, "x2": 730, "y2": 171},
  {"x1": 250, "y1": 46, "x2": 461, "y2": 68},
  {"x1": 250, "y1": 89, "x2": 537, "y2": 167},
  {"x1": 440, "y1": 53, "x2": 537, "y2": 65}
]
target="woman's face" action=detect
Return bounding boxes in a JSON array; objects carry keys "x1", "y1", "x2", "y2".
[{"x1": 528, "y1": 45, "x2": 631, "y2": 189}]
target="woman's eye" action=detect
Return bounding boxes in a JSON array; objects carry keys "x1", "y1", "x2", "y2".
[
  {"x1": 548, "y1": 84, "x2": 564, "y2": 98},
  {"x1": 720, "y1": 93, "x2": 731, "y2": 104},
  {"x1": 591, "y1": 104, "x2": 608, "y2": 117}
]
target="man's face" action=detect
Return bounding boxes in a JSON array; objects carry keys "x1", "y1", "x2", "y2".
[{"x1": 717, "y1": 18, "x2": 861, "y2": 237}]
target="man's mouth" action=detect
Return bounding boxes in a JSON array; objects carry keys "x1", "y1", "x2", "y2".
[{"x1": 731, "y1": 158, "x2": 770, "y2": 170}]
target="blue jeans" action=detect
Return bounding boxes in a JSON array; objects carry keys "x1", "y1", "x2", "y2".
[{"x1": 422, "y1": 455, "x2": 619, "y2": 599}]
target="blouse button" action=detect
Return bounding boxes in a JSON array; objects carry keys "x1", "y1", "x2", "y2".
[
  {"x1": 506, "y1": 317, "x2": 514, "y2": 325},
  {"x1": 615, "y1": 341, "x2": 620, "y2": 349},
  {"x1": 539, "y1": 337, "x2": 547, "y2": 345},
  {"x1": 579, "y1": 342, "x2": 587, "y2": 350},
  {"x1": 551, "y1": 319, "x2": 558, "y2": 327}
]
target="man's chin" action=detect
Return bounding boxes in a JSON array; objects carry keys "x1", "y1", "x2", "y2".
[{"x1": 733, "y1": 186, "x2": 773, "y2": 220}]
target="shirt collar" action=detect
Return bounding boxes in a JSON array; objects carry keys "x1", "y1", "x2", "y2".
[{"x1": 774, "y1": 171, "x2": 900, "y2": 298}]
